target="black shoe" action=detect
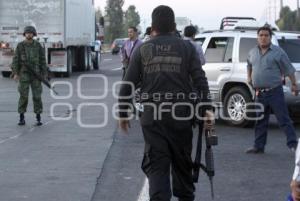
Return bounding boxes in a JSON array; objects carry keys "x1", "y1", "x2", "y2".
[
  {"x1": 290, "y1": 147, "x2": 296, "y2": 153},
  {"x1": 178, "y1": 197, "x2": 195, "y2": 201},
  {"x1": 36, "y1": 121, "x2": 43, "y2": 126},
  {"x1": 36, "y1": 114, "x2": 43, "y2": 126},
  {"x1": 18, "y1": 119, "x2": 25, "y2": 126},
  {"x1": 245, "y1": 147, "x2": 264, "y2": 154},
  {"x1": 18, "y1": 113, "x2": 25, "y2": 126},
  {"x1": 289, "y1": 145, "x2": 297, "y2": 153}
]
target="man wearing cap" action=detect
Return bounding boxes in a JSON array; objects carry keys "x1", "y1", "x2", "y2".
[{"x1": 11, "y1": 26, "x2": 47, "y2": 126}]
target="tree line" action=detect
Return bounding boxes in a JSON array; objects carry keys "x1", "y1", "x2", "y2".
[
  {"x1": 96, "y1": 0, "x2": 141, "y2": 43},
  {"x1": 276, "y1": 6, "x2": 300, "y2": 31},
  {"x1": 96, "y1": 2, "x2": 300, "y2": 43}
]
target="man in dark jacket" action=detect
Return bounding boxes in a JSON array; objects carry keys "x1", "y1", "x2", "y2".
[{"x1": 118, "y1": 5, "x2": 214, "y2": 201}]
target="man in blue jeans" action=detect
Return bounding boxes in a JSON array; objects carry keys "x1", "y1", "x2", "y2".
[{"x1": 246, "y1": 25, "x2": 299, "y2": 154}]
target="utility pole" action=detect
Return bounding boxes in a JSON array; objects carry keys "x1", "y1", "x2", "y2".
[
  {"x1": 297, "y1": 0, "x2": 300, "y2": 17},
  {"x1": 267, "y1": 0, "x2": 272, "y2": 23},
  {"x1": 268, "y1": 0, "x2": 277, "y2": 22},
  {"x1": 274, "y1": 0, "x2": 277, "y2": 20},
  {"x1": 279, "y1": 0, "x2": 283, "y2": 18}
]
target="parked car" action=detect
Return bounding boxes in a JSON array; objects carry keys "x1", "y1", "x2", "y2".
[
  {"x1": 195, "y1": 24, "x2": 300, "y2": 127},
  {"x1": 111, "y1": 38, "x2": 127, "y2": 54}
]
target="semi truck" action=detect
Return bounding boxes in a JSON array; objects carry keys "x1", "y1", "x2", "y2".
[{"x1": 0, "y1": 0, "x2": 100, "y2": 77}]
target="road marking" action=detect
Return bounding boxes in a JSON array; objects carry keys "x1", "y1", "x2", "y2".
[
  {"x1": 137, "y1": 178, "x2": 149, "y2": 201},
  {"x1": 112, "y1": 67, "x2": 123, "y2": 71},
  {"x1": 0, "y1": 134, "x2": 23, "y2": 144},
  {"x1": 103, "y1": 59, "x2": 112, "y2": 61},
  {"x1": 0, "y1": 119, "x2": 53, "y2": 145}
]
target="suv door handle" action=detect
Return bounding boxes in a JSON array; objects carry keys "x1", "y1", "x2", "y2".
[{"x1": 220, "y1": 67, "x2": 231, "y2": 71}]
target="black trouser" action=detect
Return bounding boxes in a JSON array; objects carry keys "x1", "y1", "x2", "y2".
[{"x1": 140, "y1": 106, "x2": 195, "y2": 201}]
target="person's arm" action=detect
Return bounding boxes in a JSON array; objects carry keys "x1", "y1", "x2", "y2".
[
  {"x1": 289, "y1": 74, "x2": 299, "y2": 96},
  {"x1": 247, "y1": 57, "x2": 253, "y2": 87},
  {"x1": 188, "y1": 44, "x2": 209, "y2": 102},
  {"x1": 11, "y1": 43, "x2": 21, "y2": 80},
  {"x1": 197, "y1": 45, "x2": 206, "y2": 66},
  {"x1": 187, "y1": 42, "x2": 214, "y2": 126},
  {"x1": 279, "y1": 50, "x2": 298, "y2": 96},
  {"x1": 118, "y1": 46, "x2": 142, "y2": 132},
  {"x1": 121, "y1": 41, "x2": 127, "y2": 61}
]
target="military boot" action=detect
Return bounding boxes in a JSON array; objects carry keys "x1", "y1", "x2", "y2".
[
  {"x1": 18, "y1": 113, "x2": 25, "y2": 126},
  {"x1": 36, "y1": 114, "x2": 42, "y2": 126},
  {"x1": 178, "y1": 199, "x2": 194, "y2": 201}
]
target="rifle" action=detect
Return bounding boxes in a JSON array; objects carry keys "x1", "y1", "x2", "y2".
[
  {"x1": 192, "y1": 113, "x2": 218, "y2": 199},
  {"x1": 20, "y1": 43, "x2": 58, "y2": 95}
]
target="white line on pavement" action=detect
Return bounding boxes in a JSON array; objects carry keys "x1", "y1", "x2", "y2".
[
  {"x1": 137, "y1": 178, "x2": 149, "y2": 201},
  {"x1": 0, "y1": 134, "x2": 22, "y2": 144},
  {"x1": 103, "y1": 59, "x2": 112, "y2": 61},
  {"x1": 0, "y1": 120, "x2": 53, "y2": 145},
  {"x1": 112, "y1": 67, "x2": 123, "y2": 71}
]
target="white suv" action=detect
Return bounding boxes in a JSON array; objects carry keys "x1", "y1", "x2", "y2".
[{"x1": 195, "y1": 28, "x2": 300, "y2": 127}]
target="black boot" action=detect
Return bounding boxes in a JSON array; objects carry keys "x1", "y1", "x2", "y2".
[
  {"x1": 36, "y1": 114, "x2": 42, "y2": 126},
  {"x1": 18, "y1": 113, "x2": 25, "y2": 126}
]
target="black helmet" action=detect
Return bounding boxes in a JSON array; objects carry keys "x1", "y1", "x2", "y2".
[{"x1": 23, "y1": 26, "x2": 37, "y2": 36}]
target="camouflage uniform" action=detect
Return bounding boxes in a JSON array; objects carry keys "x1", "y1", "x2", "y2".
[{"x1": 11, "y1": 40, "x2": 47, "y2": 114}]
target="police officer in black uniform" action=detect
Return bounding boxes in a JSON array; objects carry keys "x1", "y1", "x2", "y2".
[{"x1": 118, "y1": 5, "x2": 214, "y2": 201}]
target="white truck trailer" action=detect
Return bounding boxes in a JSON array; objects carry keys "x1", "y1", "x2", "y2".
[{"x1": 0, "y1": 0, "x2": 100, "y2": 77}]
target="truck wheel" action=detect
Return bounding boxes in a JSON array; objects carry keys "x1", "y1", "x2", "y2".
[
  {"x1": 290, "y1": 113, "x2": 300, "y2": 124},
  {"x1": 292, "y1": 117, "x2": 300, "y2": 124},
  {"x1": 223, "y1": 86, "x2": 255, "y2": 127},
  {"x1": 1, "y1": 71, "x2": 11, "y2": 78},
  {"x1": 64, "y1": 48, "x2": 73, "y2": 77},
  {"x1": 78, "y1": 47, "x2": 88, "y2": 71},
  {"x1": 93, "y1": 52, "x2": 100, "y2": 70},
  {"x1": 87, "y1": 47, "x2": 92, "y2": 71}
]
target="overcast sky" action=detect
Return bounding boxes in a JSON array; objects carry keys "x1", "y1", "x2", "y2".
[{"x1": 95, "y1": 0, "x2": 298, "y2": 30}]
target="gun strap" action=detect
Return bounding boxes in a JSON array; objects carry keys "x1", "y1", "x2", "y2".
[
  {"x1": 129, "y1": 39, "x2": 138, "y2": 58},
  {"x1": 125, "y1": 39, "x2": 138, "y2": 62}
]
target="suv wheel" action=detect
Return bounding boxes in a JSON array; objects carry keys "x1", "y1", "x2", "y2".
[
  {"x1": 291, "y1": 114, "x2": 300, "y2": 124},
  {"x1": 223, "y1": 87, "x2": 254, "y2": 127},
  {"x1": 93, "y1": 52, "x2": 100, "y2": 70}
]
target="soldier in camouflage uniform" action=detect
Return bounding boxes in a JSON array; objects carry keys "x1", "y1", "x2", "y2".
[{"x1": 11, "y1": 26, "x2": 47, "y2": 126}]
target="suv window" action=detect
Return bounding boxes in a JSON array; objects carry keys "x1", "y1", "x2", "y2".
[
  {"x1": 195, "y1": 37, "x2": 205, "y2": 46},
  {"x1": 239, "y1": 38, "x2": 257, "y2": 62},
  {"x1": 278, "y1": 39, "x2": 300, "y2": 63},
  {"x1": 205, "y1": 37, "x2": 234, "y2": 63}
]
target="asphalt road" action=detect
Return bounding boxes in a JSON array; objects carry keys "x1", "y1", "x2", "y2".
[{"x1": 0, "y1": 53, "x2": 299, "y2": 201}]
